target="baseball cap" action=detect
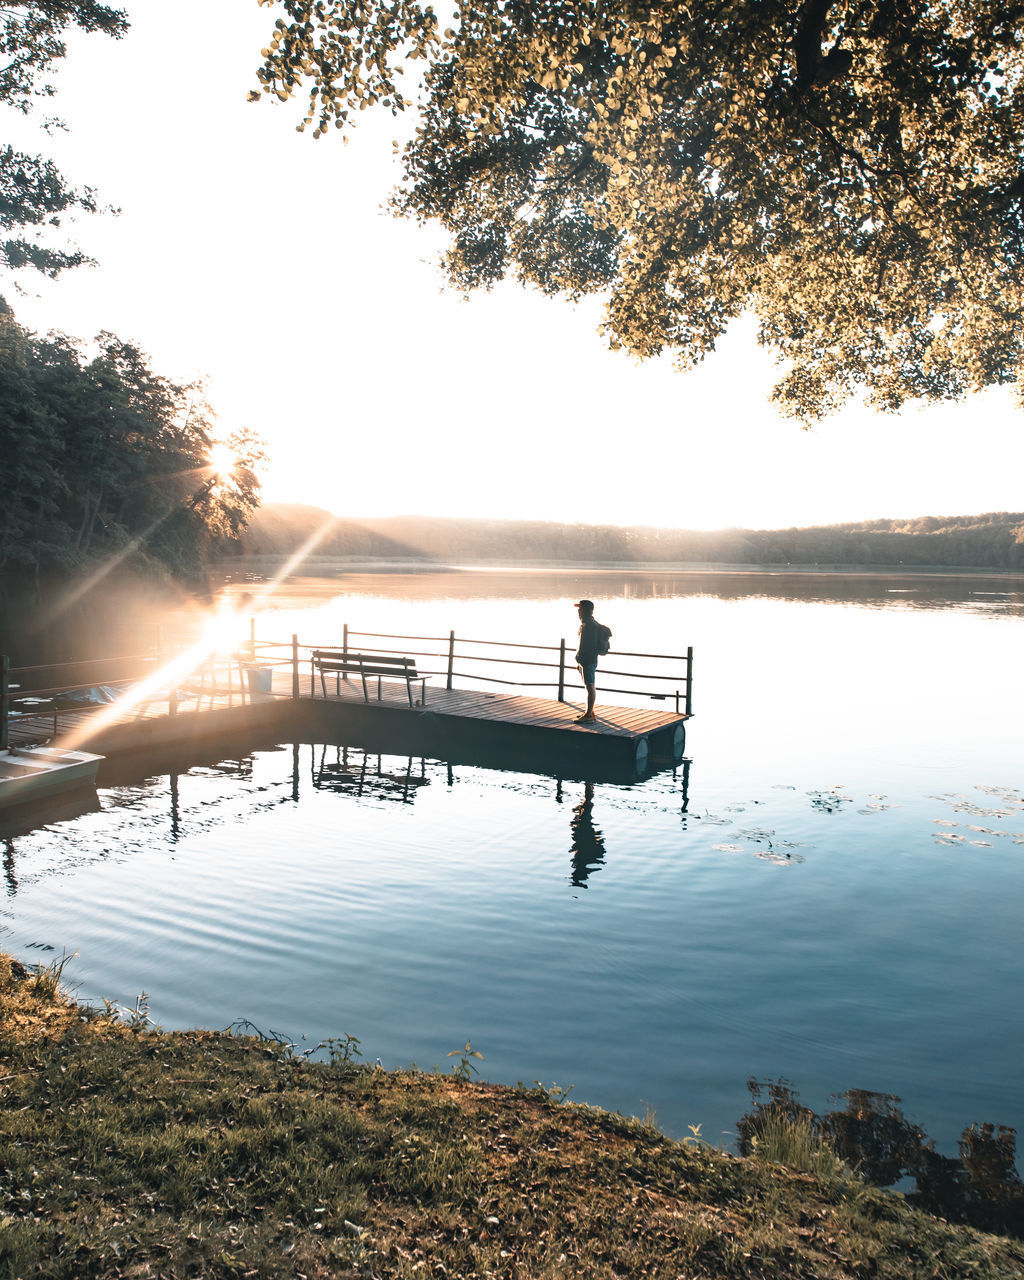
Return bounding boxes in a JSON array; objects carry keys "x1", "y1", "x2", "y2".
[{"x1": 573, "y1": 599, "x2": 594, "y2": 610}]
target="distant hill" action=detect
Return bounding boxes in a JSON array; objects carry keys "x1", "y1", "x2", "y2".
[{"x1": 234, "y1": 506, "x2": 1024, "y2": 572}]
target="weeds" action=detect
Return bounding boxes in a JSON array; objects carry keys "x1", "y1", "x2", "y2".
[
  {"x1": 446, "y1": 1040, "x2": 484, "y2": 1080},
  {"x1": 746, "y1": 1106, "x2": 849, "y2": 1182},
  {"x1": 530, "y1": 1079, "x2": 576, "y2": 1104},
  {"x1": 28, "y1": 949, "x2": 75, "y2": 1000},
  {"x1": 102, "y1": 990, "x2": 157, "y2": 1029},
  {"x1": 313, "y1": 1032, "x2": 362, "y2": 1065}
]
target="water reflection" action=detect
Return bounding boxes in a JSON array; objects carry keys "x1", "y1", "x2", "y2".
[
  {"x1": 1, "y1": 788, "x2": 104, "y2": 897},
  {"x1": 0, "y1": 739, "x2": 694, "y2": 911},
  {"x1": 566, "y1": 781, "x2": 606, "y2": 889},
  {"x1": 314, "y1": 745, "x2": 430, "y2": 804},
  {"x1": 737, "y1": 1079, "x2": 1024, "y2": 1238},
  {"x1": 218, "y1": 568, "x2": 1024, "y2": 618}
]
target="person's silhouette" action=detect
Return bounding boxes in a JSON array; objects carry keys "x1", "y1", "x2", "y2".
[{"x1": 569, "y1": 781, "x2": 606, "y2": 887}]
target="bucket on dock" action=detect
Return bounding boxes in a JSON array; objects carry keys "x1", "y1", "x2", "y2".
[{"x1": 244, "y1": 666, "x2": 273, "y2": 695}]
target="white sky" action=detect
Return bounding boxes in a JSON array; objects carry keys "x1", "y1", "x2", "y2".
[{"x1": 4, "y1": 0, "x2": 1023, "y2": 532}]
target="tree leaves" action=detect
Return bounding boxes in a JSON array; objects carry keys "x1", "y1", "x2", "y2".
[
  {"x1": 0, "y1": 2, "x2": 128, "y2": 279},
  {"x1": 0, "y1": 305, "x2": 264, "y2": 575},
  {"x1": 254, "y1": 0, "x2": 1024, "y2": 420}
]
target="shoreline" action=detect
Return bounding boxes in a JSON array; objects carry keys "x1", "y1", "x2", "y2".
[
  {"x1": 3, "y1": 950, "x2": 1022, "y2": 1278},
  {"x1": 216, "y1": 555, "x2": 1024, "y2": 579}
]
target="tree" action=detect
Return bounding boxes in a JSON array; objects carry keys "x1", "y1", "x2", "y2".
[
  {"x1": 0, "y1": 297, "x2": 66, "y2": 571},
  {"x1": 0, "y1": 1, "x2": 127, "y2": 277},
  {"x1": 0, "y1": 303, "x2": 265, "y2": 576},
  {"x1": 254, "y1": 0, "x2": 1024, "y2": 420}
]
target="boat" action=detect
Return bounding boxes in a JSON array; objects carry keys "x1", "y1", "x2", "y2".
[{"x1": 0, "y1": 746, "x2": 104, "y2": 811}]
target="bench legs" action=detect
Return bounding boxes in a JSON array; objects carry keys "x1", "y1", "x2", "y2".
[{"x1": 312, "y1": 666, "x2": 427, "y2": 707}]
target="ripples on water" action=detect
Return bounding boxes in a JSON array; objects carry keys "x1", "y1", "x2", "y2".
[{"x1": 2, "y1": 570, "x2": 1023, "y2": 1164}]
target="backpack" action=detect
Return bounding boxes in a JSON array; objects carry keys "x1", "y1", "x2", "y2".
[{"x1": 595, "y1": 623, "x2": 612, "y2": 656}]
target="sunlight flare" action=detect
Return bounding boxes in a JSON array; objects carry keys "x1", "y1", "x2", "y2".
[
  {"x1": 56, "y1": 511, "x2": 344, "y2": 753},
  {"x1": 208, "y1": 443, "x2": 237, "y2": 478}
]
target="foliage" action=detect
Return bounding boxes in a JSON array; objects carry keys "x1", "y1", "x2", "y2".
[
  {"x1": 0, "y1": 1, "x2": 127, "y2": 278},
  {"x1": 0, "y1": 300, "x2": 264, "y2": 576},
  {"x1": 0, "y1": 0, "x2": 127, "y2": 112},
  {"x1": 743, "y1": 1101, "x2": 850, "y2": 1185},
  {"x1": 255, "y1": 1, "x2": 1024, "y2": 419},
  {"x1": 3, "y1": 954, "x2": 1024, "y2": 1278},
  {"x1": 446, "y1": 1039, "x2": 484, "y2": 1079}
]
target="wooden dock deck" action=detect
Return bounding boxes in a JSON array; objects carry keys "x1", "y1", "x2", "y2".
[
  {"x1": 4, "y1": 669, "x2": 687, "y2": 780},
  {"x1": 300, "y1": 671, "x2": 686, "y2": 769},
  {"x1": 2, "y1": 625, "x2": 692, "y2": 783}
]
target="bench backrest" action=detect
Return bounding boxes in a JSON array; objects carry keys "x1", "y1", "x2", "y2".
[{"x1": 312, "y1": 650, "x2": 418, "y2": 677}]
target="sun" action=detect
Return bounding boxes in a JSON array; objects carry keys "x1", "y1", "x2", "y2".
[{"x1": 208, "y1": 442, "x2": 237, "y2": 478}]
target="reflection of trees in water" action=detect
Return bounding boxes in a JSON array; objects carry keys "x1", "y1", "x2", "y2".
[
  {"x1": 737, "y1": 1079, "x2": 1024, "y2": 1238},
  {"x1": 234, "y1": 568, "x2": 1024, "y2": 616}
]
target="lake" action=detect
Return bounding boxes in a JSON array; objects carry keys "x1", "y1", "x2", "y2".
[{"x1": 3, "y1": 568, "x2": 1023, "y2": 1158}]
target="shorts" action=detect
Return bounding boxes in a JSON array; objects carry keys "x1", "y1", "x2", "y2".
[{"x1": 579, "y1": 661, "x2": 597, "y2": 686}]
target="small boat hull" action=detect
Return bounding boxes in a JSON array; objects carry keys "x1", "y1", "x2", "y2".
[{"x1": 0, "y1": 747, "x2": 104, "y2": 811}]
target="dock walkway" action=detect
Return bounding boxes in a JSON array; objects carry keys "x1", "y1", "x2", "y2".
[
  {"x1": 3, "y1": 624, "x2": 692, "y2": 779},
  {"x1": 303, "y1": 671, "x2": 687, "y2": 770}
]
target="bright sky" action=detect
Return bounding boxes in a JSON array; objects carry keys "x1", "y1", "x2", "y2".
[{"x1": 5, "y1": 0, "x2": 1023, "y2": 532}]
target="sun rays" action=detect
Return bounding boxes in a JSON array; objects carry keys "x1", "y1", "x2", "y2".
[{"x1": 55, "y1": 510, "x2": 345, "y2": 753}]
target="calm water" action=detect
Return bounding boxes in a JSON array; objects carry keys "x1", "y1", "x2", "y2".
[{"x1": 3, "y1": 569, "x2": 1023, "y2": 1155}]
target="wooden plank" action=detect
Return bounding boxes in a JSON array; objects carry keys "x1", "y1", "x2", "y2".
[{"x1": 291, "y1": 669, "x2": 685, "y2": 742}]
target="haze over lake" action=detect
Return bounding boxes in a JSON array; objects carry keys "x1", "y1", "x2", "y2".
[{"x1": 3, "y1": 568, "x2": 1022, "y2": 1154}]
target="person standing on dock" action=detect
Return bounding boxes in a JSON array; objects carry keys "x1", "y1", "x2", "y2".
[{"x1": 573, "y1": 599, "x2": 607, "y2": 724}]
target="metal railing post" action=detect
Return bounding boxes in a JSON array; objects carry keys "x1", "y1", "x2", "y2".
[
  {"x1": 342, "y1": 623, "x2": 349, "y2": 679},
  {"x1": 249, "y1": 617, "x2": 256, "y2": 661},
  {"x1": 292, "y1": 634, "x2": 300, "y2": 700},
  {"x1": 447, "y1": 631, "x2": 455, "y2": 691},
  {"x1": 557, "y1": 639, "x2": 566, "y2": 702},
  {"x1": 1, "y1": 655, "x2": 9, "y2": 751},
  {"x1": 685, "y1": 645, "x2": 694, "y2": 716}
]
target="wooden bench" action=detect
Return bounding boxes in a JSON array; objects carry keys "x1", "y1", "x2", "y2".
[{"x1": 310, "y1": 650, "x2": 428, "y2": 708}]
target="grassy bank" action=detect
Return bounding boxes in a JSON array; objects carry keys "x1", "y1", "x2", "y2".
[{"x1": 2, "y1": 954, "x2": 1022, "y2": 1280}]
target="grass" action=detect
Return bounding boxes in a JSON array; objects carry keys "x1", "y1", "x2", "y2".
[
  {"x1": 3, "y1": 951, "x2": 1024, "y2": 1279},
  {"x1": 744, "y1": 1106, "x2": 850, "y2": 1184}
]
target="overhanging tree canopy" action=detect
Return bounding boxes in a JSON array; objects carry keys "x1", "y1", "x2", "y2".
[
  {"x1": 0, "y1": 1, "x2": 127, "y2": 277},
  {"x1": 253, "y1": 0, "x2": 1024, "y2": 420}
]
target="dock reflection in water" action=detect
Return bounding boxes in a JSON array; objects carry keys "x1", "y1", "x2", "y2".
[
  {"x1": 314, "y1": 746, "x2": 430, "y2": 804},
  {"x1": 0, "y1": 722, "x2": 1020, "y2": 1169}
]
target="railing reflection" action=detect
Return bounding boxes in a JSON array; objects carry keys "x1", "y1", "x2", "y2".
[{"x1": 1, "y1": 740, "x2": 692, "y2": 899}]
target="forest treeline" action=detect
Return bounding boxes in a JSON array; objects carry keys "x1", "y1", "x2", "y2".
[
  {"x1": 1, "y1": 302, "x2": 262, "y2": 580},
  {"x1": 237, "y1": 506, "x2": 1024, "y2": 572}
]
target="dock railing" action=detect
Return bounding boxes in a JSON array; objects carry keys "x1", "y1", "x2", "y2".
[
  {"x1": 2, "y1": 621, "x2": 693, "y2": 748},
  {"x1": 323, "y1": 625, "x2": 694, "y2": 715},
  {"x1": 1, "y1": 651, "x2": 157, "y2": 750}
]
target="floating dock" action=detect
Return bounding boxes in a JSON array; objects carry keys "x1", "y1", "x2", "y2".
[
  {"x1": 299, "y1": 673, "x2": 686, "y2": 772},
  {"x1": 2, "y1": 624, "x2": 691, "y2": 786}
]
